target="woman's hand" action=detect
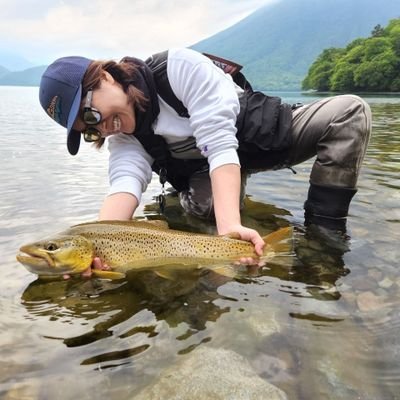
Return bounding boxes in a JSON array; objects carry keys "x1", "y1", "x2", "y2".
[
  {"x1": 62, "y1": 192, "x2": 138, "y2": 280},
  {"x1": 218, "y1": 223, "x2": 265, "y2": 265},
  {"x1": 62, "y1": 257, "x2": 111, "y2": 280}
]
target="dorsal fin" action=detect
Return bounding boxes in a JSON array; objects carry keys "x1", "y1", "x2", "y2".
[
  {"x1": 144, "y1": 220, "x2": 169, "y2": 229},
  {"x1": 71, "y1": 219, "x2": 169, "y2": 231}
]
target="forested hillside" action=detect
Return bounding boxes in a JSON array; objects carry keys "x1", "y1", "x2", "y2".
[
  {"x1": 192, "y1": 0, "x2": 400, "y2": 90},
  {"x1": 302, "y1": 19, "x2": 400, "y2": 92}
]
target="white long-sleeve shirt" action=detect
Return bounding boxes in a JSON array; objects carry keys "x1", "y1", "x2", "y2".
[{"x1": 107, "y1": 48, "x2": 242, "y2": 203}]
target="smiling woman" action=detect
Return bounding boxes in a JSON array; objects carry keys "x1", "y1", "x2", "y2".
[
  {"x1": 75, "y1": 60, "x2": 154, "y2": 146},
  {"x1": 38, "y1": 48, "x2": 371, "y2": 277}
]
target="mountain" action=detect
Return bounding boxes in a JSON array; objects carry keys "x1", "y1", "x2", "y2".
[
  {"x1": 0, "y1": 65, "x2": 47, "y2": 87},
  {"x1": 0, "y1": 65, "x2": 9, "y2": 79},
  {"x1": 192, "y1": 0, "x2": 400, "y2": 90},
  {"x1": 0, "y1": 50, "x2": 35, "y2": 71},
  {"x1": 1, "y1": 0, "x2": 400, "y2": 89}
]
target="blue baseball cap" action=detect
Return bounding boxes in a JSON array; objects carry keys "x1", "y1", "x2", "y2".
[{"x1": 39, "y1": 56, "x2": 93, "y2": 155}]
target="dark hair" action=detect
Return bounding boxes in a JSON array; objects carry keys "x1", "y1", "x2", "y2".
[{"x1": 81, "y1": 60, "x2": 148, "y2": 149}]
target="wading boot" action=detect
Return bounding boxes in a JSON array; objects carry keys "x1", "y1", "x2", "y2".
[
  {"x1": 304, "y1": 183, "x2": 357, "y2": 231},
  {"x1": 303, "y1": 183, "x2": 357, "y2": 252}
]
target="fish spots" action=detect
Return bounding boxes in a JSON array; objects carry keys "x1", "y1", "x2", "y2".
[{"x1": 49, "y1": 220, "x2": 258, "y2": 272}]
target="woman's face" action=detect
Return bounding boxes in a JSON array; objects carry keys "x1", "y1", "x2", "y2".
[{"x1": 73, "y1": 71, "x2": 136, "y2": 137}]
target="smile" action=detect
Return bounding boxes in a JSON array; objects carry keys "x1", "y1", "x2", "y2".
[{"x1": 112, "y1": 115, "x2": 121, "y2": 132}]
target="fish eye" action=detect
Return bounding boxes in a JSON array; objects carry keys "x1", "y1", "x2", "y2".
[{"x1": 45, "y1": 242, "x2": 58, "y2": 251}]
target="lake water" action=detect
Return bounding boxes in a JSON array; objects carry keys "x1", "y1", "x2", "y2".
[{"x1": 0, "y1": 87, "x2": 399, "y2": 399}]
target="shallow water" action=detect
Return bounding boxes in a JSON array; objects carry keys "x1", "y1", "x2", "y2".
[{"x1": 0, "y1": 87, "x2": 399, "y2": 399}]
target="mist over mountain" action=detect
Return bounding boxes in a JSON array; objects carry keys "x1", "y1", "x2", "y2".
[
  {"x1": 1, "y1": 0, "x2": 400, "y2": 88},
  {"x1": 192, "y1": 0, "x2": 400, "y2": 90}
]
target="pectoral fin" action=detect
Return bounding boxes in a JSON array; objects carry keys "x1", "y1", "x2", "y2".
[
  {"x1": 92, "y1": 270, "x2": 126, "y2": 280},
  {"x1": 209, "y1": 264, "x2": 238, "y2": 278},
  {"x1": 154, "y1": 264, "x2": 238, "y2": 280},
  {"x1": 154, "y1": 269, "x2": 177, "y2": 280}
]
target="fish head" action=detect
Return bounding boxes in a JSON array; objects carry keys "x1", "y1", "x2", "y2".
[{"x1": 16, "y1": 234, "x2": 94, "y2": 277}]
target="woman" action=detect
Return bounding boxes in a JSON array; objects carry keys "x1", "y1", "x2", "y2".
[{"x1": 39, "y1": 48, "x2": 372, "y2": 273}]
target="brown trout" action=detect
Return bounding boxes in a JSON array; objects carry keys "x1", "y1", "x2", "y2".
[{"x1": 16, "y1": 220, "x2": 293, "y2": 279}]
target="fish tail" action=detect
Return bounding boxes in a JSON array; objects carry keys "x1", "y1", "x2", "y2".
[{"x1": 262, "y1": 226, "x2": 294, "y2": 255}]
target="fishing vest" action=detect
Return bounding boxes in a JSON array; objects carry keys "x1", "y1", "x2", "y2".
[{"x1": 131, "y1": 51, "x2": 293, "y2": 192}]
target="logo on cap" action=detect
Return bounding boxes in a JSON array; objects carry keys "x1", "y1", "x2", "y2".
[{"x1": 47, "y1": 95, "x2": 62, "y2": 124}]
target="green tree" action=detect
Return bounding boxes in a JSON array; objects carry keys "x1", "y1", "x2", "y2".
[
  {"x1": 303, "y1": 18, "x2": 400, "y2": 92},
  {"x1": 354, "y1": 58, "x2": 396, "y2": 91},
  {"x1": 371, "y1": 24, "x2": 384, "y2": 37},
  {"x1": 363, "y1": 37, "x2": 391, "y2": 60},
  {"x1": 330, "y1": 62, "x2": 355, "y2": 91},
  {"x1": 302, "y1": 48, "x2": 344, "y2": 90},
  {"x1": 385, "y1": 19, "x2": 400, "y2": 56}
]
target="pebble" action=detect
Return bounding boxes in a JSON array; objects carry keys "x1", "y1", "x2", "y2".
[
  {"x1": 351, "y1": 276, "x2": 377, "y2": 291},
  {"x1": 367, "y1": 268, "x2": 383, "y2": 282},
  {"x1": 356, "y1": 291, "x2": 385, "y2": 312},
  {"x1": 378, "y1": 277, "x2": 394, "y2": 289}
]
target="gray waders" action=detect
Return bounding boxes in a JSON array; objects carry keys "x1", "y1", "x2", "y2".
[{"x1": 179, "y1": 94, "x2": 372, "y2": 232}]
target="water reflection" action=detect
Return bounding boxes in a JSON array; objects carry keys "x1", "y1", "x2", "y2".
[
  {"x1": 2, "y1": 89, "x2": 400, "y2": 399},
  {"x1": 19, "y1": 195, "x2": 353, "y2": 375}
]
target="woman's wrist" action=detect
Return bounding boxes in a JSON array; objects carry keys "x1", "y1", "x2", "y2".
[
  {"x1": 99, "y1": 192, "x2": 138, "y2": 220},
  {"x1": 211, "y1": 163, "x2": 242, "y2": 234},
  {"x1": 216, "y1": 220, "x2": 242, "y2": 236}
]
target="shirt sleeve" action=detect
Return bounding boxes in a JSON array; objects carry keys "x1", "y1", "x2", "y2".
[
  {"x1": 167, "y1": 48, "x2": 241, "y2": 173},
  {"x1": 107, "y1": 134, "x2": 154, "y2": 203}
]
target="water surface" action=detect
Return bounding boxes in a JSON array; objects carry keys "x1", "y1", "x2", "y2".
[{"x1": 0, "y1": 87, "x2": 399, "y2": 399}]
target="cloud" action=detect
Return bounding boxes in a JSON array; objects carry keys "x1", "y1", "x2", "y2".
[{"x1": 0, "y1": 0, "x2": 275, "y2": 64}]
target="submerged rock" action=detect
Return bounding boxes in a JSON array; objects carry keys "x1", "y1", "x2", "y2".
[{"x1": 134, "y1": 346, "x2": 287, "y2": 400}]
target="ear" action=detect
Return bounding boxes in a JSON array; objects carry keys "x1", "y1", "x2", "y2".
[{"x1": 102, "y1": 70, "x2": 115, "y2": 84}]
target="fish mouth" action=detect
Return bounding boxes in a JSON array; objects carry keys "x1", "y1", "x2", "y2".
[{"x1": 16, "y1": 246, "x2": 58, "y2": 274}]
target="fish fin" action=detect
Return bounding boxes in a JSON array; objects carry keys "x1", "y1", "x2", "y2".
[
  {"x1": 262, "y1": 226, "x2": 294, "y2": 255},
  {"x1": 71, "y1": 219, "x2": 169, "y2": 231},
  {"x1": 92, "y1": 270, "x2": 126, "y2": 280},
  {"x1": 144, "y1": 220, "x2": 169, "y2": 229},
  {"x1": 154, "y1": 269, "x2": 176, "y2": 280},
  {"x1": 220, "y1": 232, "x2": 241, "y2": 240},
  {"x1": 208, "y1": 265, "x2": 238, "y2": 278},
  {"x1": 268, "y1": 255, "x2": 297, "y2": 268}
]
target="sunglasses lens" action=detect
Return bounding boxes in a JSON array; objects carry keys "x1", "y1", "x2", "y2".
[
  {"x1": 83, "y1": 109, "x2": 102, "y2": 125},
  {"x1": 83, "y1": 128, "x2": 102, "y2": 142}
]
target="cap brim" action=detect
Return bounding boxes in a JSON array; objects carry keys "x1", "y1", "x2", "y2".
[
  {"x1": 67, "y1": 129, "x2": 81, "y2": 156},
  {"x1": 66, "y1": 85, "x2": 83, "y2": 155}
]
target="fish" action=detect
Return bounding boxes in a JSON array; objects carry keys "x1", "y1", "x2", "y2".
[{"x1": 16, "y1": 219, "x2": 293, "y2": 280}]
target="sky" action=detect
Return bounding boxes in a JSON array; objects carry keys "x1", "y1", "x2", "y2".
[{"x1": 0, "y1": 0, "x2": 276, "y2": 66}]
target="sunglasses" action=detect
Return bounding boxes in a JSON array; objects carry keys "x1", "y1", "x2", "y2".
[{"x1": 82, "y1": 89, "x2": 103, "y2": 142}]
